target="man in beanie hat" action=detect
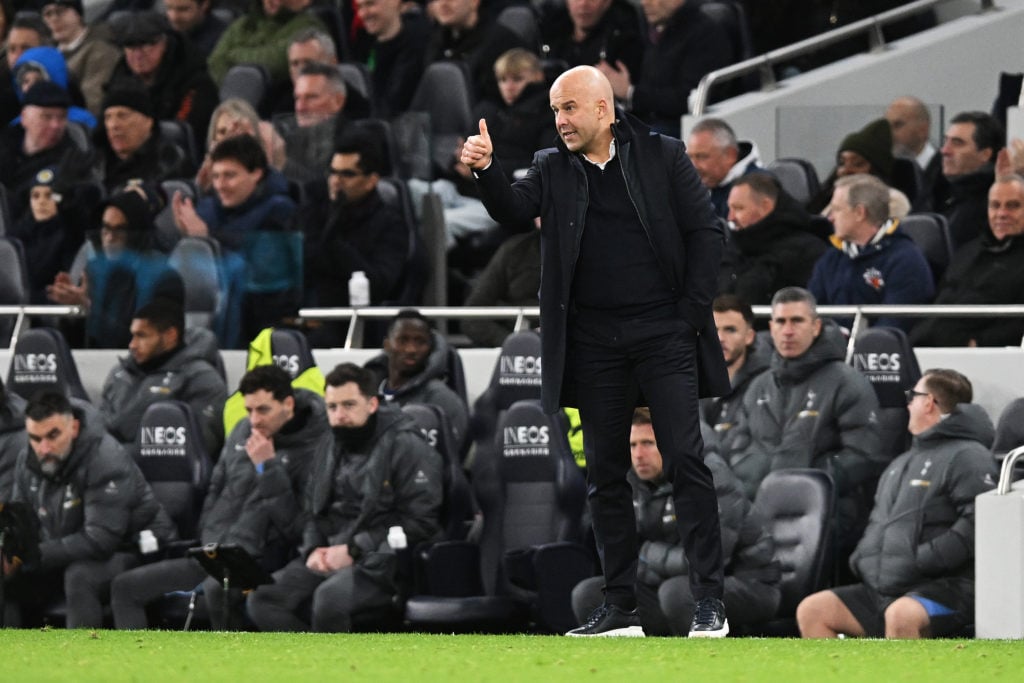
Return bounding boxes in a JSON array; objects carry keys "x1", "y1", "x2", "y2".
[
  {"x1": 809, "y1": 118, "x2": 911, "y2": 216},
  {"x1": 41, "y1": 0, "x2": 119, "y2": 116},
  {"x1": 96, "y1": 85, "x2": 192, "y2": 192},
  {"x1": 0, "y1": 80, "x2": 95, "y2": 222},
  {"x1": 107, "y1": 10, "x2": 218, "y2": 144}
]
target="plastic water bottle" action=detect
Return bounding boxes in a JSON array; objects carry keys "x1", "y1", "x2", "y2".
[
  {"x1": 348, "y1": 271, "x2": 370, "y2": 307},
  {"x1": 387, "y1": 526, "x2": 407, "y2": 550}
]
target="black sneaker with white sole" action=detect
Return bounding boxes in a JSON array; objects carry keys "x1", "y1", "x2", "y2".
[
  {"x1": 688, "y1": 597, "x2": 729, "y2": 638},
  {"x1": 565, "y1": 604, "x2": 645, "y2": 637}
]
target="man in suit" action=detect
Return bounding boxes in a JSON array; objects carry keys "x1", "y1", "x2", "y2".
[{"x1": 462, "y1": 65, "x2": 729, "y2": 637}]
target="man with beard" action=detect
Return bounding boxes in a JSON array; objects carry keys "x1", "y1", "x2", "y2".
[
  {"x1": 6, "y1": 392, "x2": 177, "y2": 628},
  {"x1": 247, "y1": 363, "x2": 442, "y2": 632},
  {"x1": 363, "y1": 310, "x2": 469, "y2": 454}
]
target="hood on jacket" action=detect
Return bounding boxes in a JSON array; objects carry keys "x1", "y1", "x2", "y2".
[
  {"x1": 771, "y1": 318, "x2": 847, "y2": 385},
  {"x1": 0, "y1": 391, "x2": 26, "y2": 436},
  {"x1": 720, "y1": 140, "x2": 761, "y2": 186},
  {"x1": 827, "y1": 218, "x2": 918, "y2": 260},
  {"x1": 914, "y1": 402, "x2": 996, "y2": 450},
  {"x1": 273, "y1": 388, "x2": 330, "y2": 451}
]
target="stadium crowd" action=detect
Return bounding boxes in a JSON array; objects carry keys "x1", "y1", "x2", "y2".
[{"x1": 0, "y1": 0, "x2": 1020, "y2": 639}]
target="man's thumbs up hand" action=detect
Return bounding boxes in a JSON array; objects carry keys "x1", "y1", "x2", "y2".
[{"x1": 461, "y1": 118, "x2": 494, "y2": 171}]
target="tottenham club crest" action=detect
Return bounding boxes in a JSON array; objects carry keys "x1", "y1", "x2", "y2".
[{"x1": 862, "y1": 267, "x2": 886, "y2": 291}]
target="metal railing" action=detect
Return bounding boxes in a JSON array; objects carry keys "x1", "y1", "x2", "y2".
[
  {"x1": 0, "y1": 305, "x2": 85, "y2": 355},
  {"x1": 298, "y1": 304, "x2": 1024, "y2": 351},
  {"x1": 691, "y1": 0, "x2": 999, "y2": 117}
]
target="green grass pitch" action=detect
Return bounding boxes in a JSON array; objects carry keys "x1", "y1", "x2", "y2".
[{"x1": 2, "y1": 631, "x2": 1022, "y2": 682}]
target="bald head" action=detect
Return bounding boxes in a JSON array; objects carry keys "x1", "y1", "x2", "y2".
[
  {"x1": 549, "y1": 66, "x2": 615, "y2": 159},
  {"x1": 886, "y1": 96, "x2": 931, "y2": 158}
]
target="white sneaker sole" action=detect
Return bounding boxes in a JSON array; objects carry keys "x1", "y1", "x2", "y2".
[
  {"x1": 565, "y1": 625, "x2": 646, "y2": 637},
  {"x1": 688, "y1": 620, "x2": 730, "y2": 638}
]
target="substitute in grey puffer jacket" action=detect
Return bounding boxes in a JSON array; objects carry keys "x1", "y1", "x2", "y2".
[
  {"x1": 850, "y1": 403, "x2": 996, "y2": 597},
  {"x1": 100, "y1": 337, "x2": 227, "y2": 454},
  {"x1": 199, "y1": 389, "x2": 329, "y2": 563},
  {"x1": 11, "y1": 401, "x2": 178, "y2": 571},
  {"x1": 726, "y1": 321, "x2": 881, "y2": 549}
]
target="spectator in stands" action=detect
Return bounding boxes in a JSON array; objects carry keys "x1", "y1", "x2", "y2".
[
  {"x1": 12, "y1": 45, "x2": 95, "y2": 128},
  {"x1": 539, "y1": 0, "x2": 644, "y2": 78},
  {"x1": 246, "y1": 362, "x2": 443, "y2": 632},
  {"x1": 910, "y1": 174, "x2": 1024, "y2": 348},
  {"x1": 462, "y1": 229, "x2": 541, "y2": 347},
  {"x1": 111, "y1": 365, "x2": 330, "y2": 630},
  {"x1": 886, "y1": 95, "x2": 944, "y2": 211},
  {"x1": 573, "y1": 407, "x2": 780, "y2": 635},
  {"x1": 6, "y1": 391, "x2": 177, "y2": 628},
  {"x1": 797, "y1": 369, "x2": 996, "y2": 639},
  {"x1": 720, "y1": 172, "x2": 826, "y2": 306},
  {"x1": 0, "y1": 81, "x2": 94, "y2": 223},
  {"x1": 172, "y1": 133, "x2": 299, "y2": 339},
  {"x1": 108, "y1": 11, "x2": 219, "y2": 148},
  {"x1": 99, "y1": 299, "x2": 227, "y2": 453},
  {"x1": 279, "y1": 62, "x2": 349, "y2": 182},
  {"x1": 164, "y1": 0, "x2": 229, "y2": 57},
  {"x1": 350, "y1": 0, "x2": 429, "y2": 117},
  {"x1": 47, "y1": 185, "x2": 185, "y2": 348},
  {"x1": 424, "y1": 0, "x2": 525, "y2": 103},
  {"x1": 937, "y1": 111, "x2": 1002, "y2": 248},
  {"x1": 8, "y1": 166, "x2": 88, "y2": 305},
  {"x1": 364, "y1": 310, "x2": 469, "y2": 453},
  {"x1": 265, "y1": 27, "x2": 342, "y2": 117},
  {"x1": 726, "y1": 287, "x2": 881, "y2": 561},
  {"x1": 41, "y1": 0, "x2": 119, "y2": 116},
  {"x1": 408, "y1": 48, "x2": 549, "y2": 249},
  {"x1": 808, "y1": 174, "x2": 934, "y2": 331},
  {"x1": 301, "y1": 131, "x2": 409, "y2": 345},
  {"x1": 699, "y1": 295, "x2": 769, "y2": 449},
  {"x1": 597, "y1": 0, "x2": 732, "y2": 137},
  {"x1": 195, "y1": 97, "x2": 286, "y2": 193},
  {"x1": 687, "y1": 118, "x2": 762, "y2": 218},
  {"x1": 809, "y1": 118, "x2": 910, "y2": 217},
  {"x1": 0, "y1": 376, "x2": 26, "y2": 500},
  {"x1": 0, "y1": 13, "x2": 52, "y2": 126},
  {"x1": 94, "y1": 85, "x2": 192, "y2": 193},
  {"x1": 207, "y1": 0, "x2": 327, "y2": 86}
]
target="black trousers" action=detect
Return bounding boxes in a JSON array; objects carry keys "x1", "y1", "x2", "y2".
[{"x1": 569, "y1": 307, "x2": 724, "y2": 609}]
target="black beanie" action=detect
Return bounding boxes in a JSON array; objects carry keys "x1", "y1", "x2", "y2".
[
  {"x1": 838, "y1": 118, "x2": 894, "y2": 181},
  {"x1": 102, "y1": 86, "x2": 155, "y2": 120},
  {"x1": 40, "y1": 0, "x2": 84, "y2": 17},
  {"x1": 103, "y1": 188, "x2": 156, "y2": 233}
]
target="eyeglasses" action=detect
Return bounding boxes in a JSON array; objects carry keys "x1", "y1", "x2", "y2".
[
  {"x1": 905, "y1": 389, "x2": 930, "y2": 404},
  {"x1": 328, "y1": 168, "x2": 364, "y2": 178}
]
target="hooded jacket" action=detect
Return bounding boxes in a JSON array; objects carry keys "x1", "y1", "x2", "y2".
[
  {"x1": 850, "y1": 403, "x2": 997, "y2": 595},
  {"x1": 719, "y1": 190, "x2": 826, "y2": 305},
  {"x1": 0, "y1": 390, "x2": 26, "y2": 500},
  {"x1": 727, "y1": 322, "x2": 881, "y2": 544},
  {"x1": 364, "y1": 330, "x2": 468, "y2": 451},
  {"x1": 474, "y1": 110, "x2": 729, "y2": 413},
  {"x1": 302, "y1": 404, "x2": 443, "y2": 590},
  {"x1": 99, "y1": 340, "x2": 228, "y2": 452},
  {"x1": 709, "y1": 141, "x2": 762, "y2": 218},
  {"x1": 12, "y1": 47, "x2": 96, "y2": 128},
  {"x1": 807, "y1": 219, "x2": 935, "y2": 331},
  {"x1": 199, "y1": 389, "x2": 329, "y2": 561},
  {"x1": 700, "y1": 337, "x2": 771, "y2": 450},
  {"x1": 632, "y1": 451, "x2": 781, "y2": 595},
  {"x1": 910, "y1": 231, "x2": 1024, "y2": 347},
  {"x1": 11, "y1": 401, "x2": 178, "y2": 570}
]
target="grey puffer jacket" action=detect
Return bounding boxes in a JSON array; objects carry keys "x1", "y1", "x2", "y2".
[
  {"x1": 851, "y1": 403, "x2": 997, "y2": 596},
  {"x1": 11, "y1": 400, "x2": 178, "y2": 571},
  {"x1": 727, "y1": 322, "x2": 881, "y2": 545},
  {"x1": 198, "y1": 389, "x2": 329, "y2": 560},
  {"x1": 700, "y1": 338, "x2": 771, "y2": 452},
  {"x1": 632, "y1": 450, "x2": 780, "y2": 591},
  {"x1": 364, "y1": 330, "x2": 468, "y2": 452},
  {"x1": 0, "y1": 391, "x2": 26, "y2": 500},
  {"x1": 100, "y1": 341, "x2": 227, "y2": 452}
]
